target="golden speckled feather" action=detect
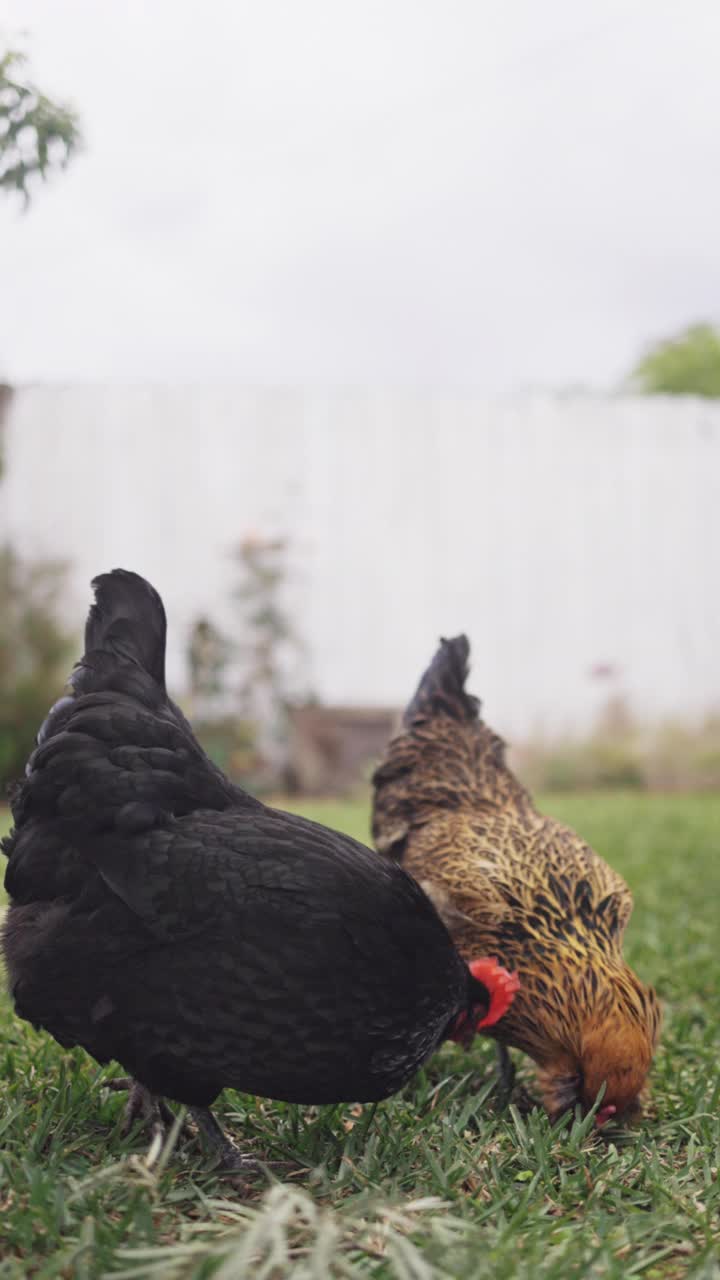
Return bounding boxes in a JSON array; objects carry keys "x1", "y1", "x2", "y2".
[{"x1": 371, "y1": 636, "x2": 661, "y2": 1123}]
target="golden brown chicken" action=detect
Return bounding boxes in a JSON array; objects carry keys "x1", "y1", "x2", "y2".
[{"x1": 371, "y1": 636, "x2": 661, "y2": 1125}]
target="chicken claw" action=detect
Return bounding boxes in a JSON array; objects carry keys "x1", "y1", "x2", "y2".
[
  {"x1": 105, "y1": 1076, "x2": 176, "y2": 1138},
  {"x1": 189, "y1": 1106, "x2": 263, "y2": 1173}
]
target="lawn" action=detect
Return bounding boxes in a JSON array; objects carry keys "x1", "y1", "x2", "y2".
[{"x1": 0, "y1": 793, "x2": 719, "y2": 1278}]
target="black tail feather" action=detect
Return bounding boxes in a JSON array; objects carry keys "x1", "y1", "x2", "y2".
[
  {"x1": 82, "y1": 570, "x2": 167, "y2": 692},
  {"x1": 403, "y1": 635, "x2": 480, "y2": 727}
]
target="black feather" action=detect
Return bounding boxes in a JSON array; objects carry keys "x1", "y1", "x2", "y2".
[{"x1": 83, "y1": 569, "x2": 167, "y2": 692}]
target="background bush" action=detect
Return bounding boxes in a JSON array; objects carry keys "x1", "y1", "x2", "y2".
[{"x1": 0, "y1": 545, "x2": 75, "y2": 791}]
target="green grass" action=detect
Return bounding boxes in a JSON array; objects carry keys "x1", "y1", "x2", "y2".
[{"x1": 1, "y1": 794, "x2": 719, "y2": 1278}]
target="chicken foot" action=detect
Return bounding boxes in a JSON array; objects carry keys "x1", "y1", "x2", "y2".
[
  {"x1": 106, "y1": 1080, "x2": 262, "y2": 1173},
  {"x1": 105, "y1": 1076, "x2": 177, "y2": 1138},
  {"x1": 189, "y1": 1106, "x2": 262, "y2": 1173}
]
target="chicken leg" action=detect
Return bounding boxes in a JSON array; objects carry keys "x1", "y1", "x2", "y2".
[
  {"x1": 495, "y1": 1044, "x2": 516, "y2": 1098},
  {"x1": 189, "y1": 1106, "x2": 263, "y2": 1173},
  {"x1": 106, "y1": 1079, "x2": 255, "y2": 1171},
  {"x1": 105, "y1": 1076, "x2": 175, "y2": 1138}
]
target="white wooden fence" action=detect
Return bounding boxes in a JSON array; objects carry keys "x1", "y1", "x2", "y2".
[{"x1": 2, "y1": 386, "x2": 719, "y2": 736}]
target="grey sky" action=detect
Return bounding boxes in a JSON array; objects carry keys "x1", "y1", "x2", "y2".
[{"x1": 1, "y1": 0, "x2": 719, "y2": 389}]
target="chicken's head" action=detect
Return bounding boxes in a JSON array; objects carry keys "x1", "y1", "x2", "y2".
[{"x1": 537, "y1": 972, "x2": 662, "y2": 1126}]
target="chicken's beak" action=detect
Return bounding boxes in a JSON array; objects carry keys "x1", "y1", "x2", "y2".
[
  {"x1": 595, "y1": 1104, "x2": 617, "y2": 1128},
  {"x1": 447, "y1": 1011, "x2": 476, "y2": 1049}
]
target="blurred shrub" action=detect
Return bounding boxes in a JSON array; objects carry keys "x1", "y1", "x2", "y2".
[
  {"x1": 0, "y1": 48, "x2": 80, "y2": 205},
  {"x1": 231, "y1": 533, "x2": 309, "y2": 762},
  {"x1": 630, "y1": 322, "x2": 720, "y2": 398},
  {"x1": 517, "y1": 705, "x2": 720, "y2": 793},
  {"x1": 0, "y1": 545, "x2": 75, "y2": 790},
  {"x1": 525, "y1": 741, "x2": 646, "y2": 792},
  {"x1": 643, "y1": 716, "x2": 720, "y2": 791},
  {"x1": 187, "y1": 615, "x2": 231, "y2": 706},
  {"x1": 191, "y1": 715, "x2": 261, "y2": 785}
]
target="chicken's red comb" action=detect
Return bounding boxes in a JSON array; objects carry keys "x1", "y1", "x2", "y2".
[{"x1": 469, "y1": 957, "x2": 521, "y2": 1028}]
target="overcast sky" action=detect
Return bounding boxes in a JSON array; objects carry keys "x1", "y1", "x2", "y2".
[{"x1": 1, "y1": 0, "x2": 719, "y2": 390}]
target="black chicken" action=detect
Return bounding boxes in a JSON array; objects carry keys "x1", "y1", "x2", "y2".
[{"x1": 1, "y1": 571, "x2": 518, "y2": 1167}]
